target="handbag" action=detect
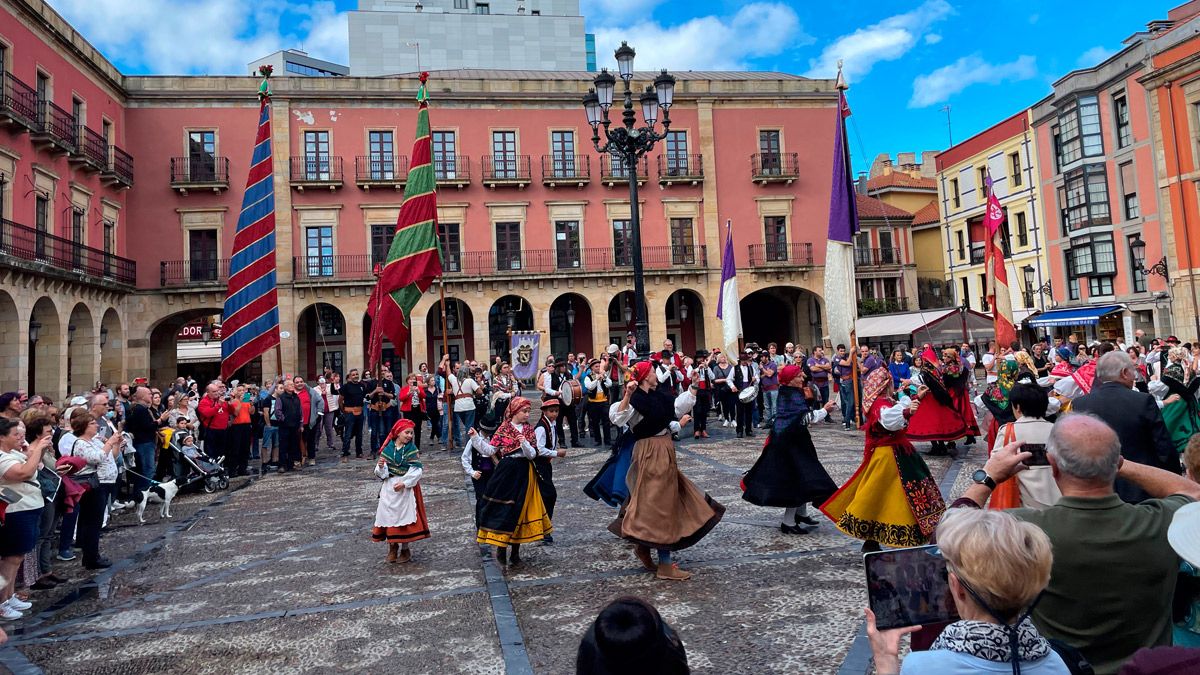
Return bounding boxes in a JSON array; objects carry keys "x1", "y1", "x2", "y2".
[
  {"x1": 37, "y1": 465, "x2": 62, "y2": 502},
  {"x1": 69, "y1": 440, "x2": 102, "y2": 491}
]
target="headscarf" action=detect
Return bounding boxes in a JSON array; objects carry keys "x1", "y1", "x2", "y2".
[
  {"x1": 632, "y1": 361, "x2": 654, "y2": 384},
  {"x1": 489, "y1": 395, "x2": 536, "y2": 457},
  {"x1": 861, "y1": 366, "x2": 892, "y2": 410},
  {"x1": 779, "y1": 364, "x2": 803, "y2": 387},
  {"x1": 380, "y1": 418, "x2": 421, "y2": 475}
]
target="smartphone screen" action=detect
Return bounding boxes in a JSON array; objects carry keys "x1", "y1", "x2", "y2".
[
  {"x1": 864, "y1": 545, "x2": 959, "y2": 630},
  {"x1": 1022, "y1": 443, "x2": 1050, "y2": 467}
]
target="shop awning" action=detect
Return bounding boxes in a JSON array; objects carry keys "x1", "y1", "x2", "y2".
[
  {"x1": 1024, "y1": 305, "x2": 1123, "y2": 328},
  {"x1": 855, "y1": 307, "x2": 994, "y2": 341}
]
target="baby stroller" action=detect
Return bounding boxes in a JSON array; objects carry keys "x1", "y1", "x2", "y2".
[{"x1": 164, "y1": 428, "x2": 229, "y2": 494}]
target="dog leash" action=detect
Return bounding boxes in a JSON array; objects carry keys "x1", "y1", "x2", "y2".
[{"x1": 121, "y1": 468, "x2": 163, "y2": 487}]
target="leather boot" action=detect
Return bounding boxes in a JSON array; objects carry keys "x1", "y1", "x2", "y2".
[
  {"x1": 656, "y1": 562, "x2": 692, "y2": 581},
  {"x1": 397, "y1": 548, "x2": 412, "y2": 564},
  {"x1": 387, "y1": 543, "x2": 399, "y2": 563},
  {"x1": 634, "y1": 545, "x2": 656, "y2": 571}
]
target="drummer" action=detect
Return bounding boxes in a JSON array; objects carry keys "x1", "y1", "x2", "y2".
[
  {"x1": 540, "y1": 360, "x2": 581, "y2": 449},
  {"x1": 732, "y1": 351, "x2": 759, "y2": 438}
]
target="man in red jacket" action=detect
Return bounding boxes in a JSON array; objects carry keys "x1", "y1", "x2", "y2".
[{"x1": 196, "y1": 383, "x2": 231, "y2": 460}]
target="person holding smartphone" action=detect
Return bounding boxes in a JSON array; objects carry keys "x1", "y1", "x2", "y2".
[
  {"x1": 988, "y1": 379, "x2": 1060, "y2": 510},
  {"x1": 0, "y1": 417, "x2": 48, "y2": 619}
]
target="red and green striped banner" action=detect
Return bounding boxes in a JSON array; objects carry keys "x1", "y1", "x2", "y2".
[{"x1": 367, "y1": 72, "x2": 442, "y2": 369}]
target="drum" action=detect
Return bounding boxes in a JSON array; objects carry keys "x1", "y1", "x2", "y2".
[
  {"x1": 738, "y1": 385, "x2": 758, "y2": 403},
  {"x1": 563, "y1": 379, "x2": 583, "y2": 406}
]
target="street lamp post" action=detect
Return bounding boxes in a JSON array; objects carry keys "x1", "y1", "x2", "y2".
[{"x1": 583, "y1": 42, "x2": 675, "y2": 362}]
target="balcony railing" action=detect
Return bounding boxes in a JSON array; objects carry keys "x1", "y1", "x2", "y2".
[
  {"x1": 293, "y1": 254, "x2": 375, "y2": 281},
  {"x1": 600, "y1": 157, "x2": 650, "y2": 184},
  {"x1": 579, "y1": 245, "x2": 708, "y2": 271},
  {"x1": 355, "y1": 155, "x2": 408, "y2": 188},
  {"x1": 751, "y1": 152, "x2": 799, "y2": 183},
  {"x1": 748, "y1": 242, "x2": 814, "y2": 266},
  {"x1": 858, "y1": 297, "x2": 910, "y2": 316},
  {"x1": 0, "y1": 72, "x2": 38, "y2": 130},
  {"x1": 2, "y1": 218, "x2": 135, "y2": 285},
  {"x1": 34, "y1": 100, "x2": 76, "y2": 152},
  {"x1": 289, "y1": 155, "x2": 343, "y2": 188},
  {"x1": 658, "y1": 154, "x2": 703, "y2": 183},
  {"x1": 170, "y1": 156, "x2": 228, "y2": 191},
  {"x1": 540, "y1": 155, "x2": 590, "y2": 186},
  {"x1": 482, "y1": 155, "x2": 532, "y2": 186},
  {"x1": 108, "y1": 146, "x2": 134, "y2": 187},
  {"x1": 434, "y1": 245, "x2": 708, "y2": 277},
  {"x1": 433, "y1": 155, "x2": 471, "y2": 186},
  {"x1": 160, "y1": 258, "x2": 230, "y2": 287},
  {"x1": 970, "y1": 246, "x2": 985, "y2": 265},
  {"x1": 854, "y1": 247, "x2": 902, "y2": 266},
  {"x1": 74, "y1": 124, "x2": 109, "y2": 170}
]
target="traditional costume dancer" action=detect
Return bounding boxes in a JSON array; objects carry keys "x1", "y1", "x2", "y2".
[
  {"x1": 460, "y1": 425, "x2": 495, "y2": 526},
  {"x1": 608, "y1": 363, "x2": 724, "y2": 581},
  {"x1": 471, "y1": 397, "x2": 552, "y2": 565},
  {"x1": 583, "y1": 404, "x2": 636, "y2": 508},
  {"x1": 820, "y1": 365, "x2": 946, "y2": 552},
  {"x1": 741, "y1": 365, "x2": 838, "y2": 534},
  {"x1": 905, "y1": 351, "x2": 967, "y2": 455},
  {"x1": 371, "y1": 418, "x2": 430, "y2": 563},
  {"x1": 940, "y1": 347, "x2": 979, "y2": 445},
  {"x1": 534, "y1": 396, "x2": 568, "y2": 544}
]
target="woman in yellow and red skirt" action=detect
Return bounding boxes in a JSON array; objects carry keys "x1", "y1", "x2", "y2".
[
  {"x1": 372, "y1": 418, "x2": 430, "y2": 563},
  {"x1": 821, "y1": 364, "x2": 945, "y2": 552}
]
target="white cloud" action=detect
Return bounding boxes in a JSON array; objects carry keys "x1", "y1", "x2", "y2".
[
  {"x1": 591, "y1": 3, "x2": 810, "y2": 72},
  {"x1": 909, "y1": 54, "x2": 1038, "y2": 108},
  {"x1": 1077, "y1": 45, "x2": 1117, "y2": 67},
  {"x1": 805, "y1": 0, "x2": 953, "y2": 81},
  {"x1": 49, "y1": 0, "x2": 349, "y2": 75},
  {"x1": 924, "y1": 33, "x2": 943, "y2": 45}
]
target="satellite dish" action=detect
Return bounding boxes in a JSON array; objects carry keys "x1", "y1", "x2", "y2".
[{"x1": 280, "y1": 331, "x2": 292, "y2": 339}]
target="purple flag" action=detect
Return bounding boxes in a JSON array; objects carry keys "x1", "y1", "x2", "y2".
[
  {"x1": 827, "y1": 91, "x2": 858, "y2": 243},
  {"x1": 716, "y1": 221, "x2": 741, "y2": 348}
]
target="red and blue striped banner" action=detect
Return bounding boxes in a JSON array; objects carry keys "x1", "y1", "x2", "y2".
[{"x1": 221, "y1": 95, "x2": 280, "y2": 380}]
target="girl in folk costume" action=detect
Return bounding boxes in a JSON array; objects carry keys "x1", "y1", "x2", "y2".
[
  {"x1": 608, "y1": 362, "x2": 724, "y2": 581},
  {"x1": 372, "y1": 418, "x2": 430, "y2": 564},
  {"x1": 905, "y1": 349, "x2": 968, "y2": 455},
  {"x1": 820, "y1": 364, "x2": 946, "y2": 552},
  {"x1": 533, "y1": 396, "x2": 569, "y2": 545},
  {"x1": 470, "y1": 397, "x2": 552, "y2": 565},
  {"x1": 741, "y1": 364, "x2": 838, "y2": 534},
  {"x1": 939, "y1": 347, "x2": 979, "y2": 445}
]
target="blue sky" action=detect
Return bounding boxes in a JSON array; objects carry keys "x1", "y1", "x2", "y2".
[{"x1": 52, "y1": 0, "x2": 1178, "y2": 172}]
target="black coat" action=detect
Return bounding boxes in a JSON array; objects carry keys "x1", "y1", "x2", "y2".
[
  {"x1": 277, "y1": 392, "x2": 303, "y2": 428},
  {"x1": 1071, "y1": 381, "x2": 1182, "y2": 503}
]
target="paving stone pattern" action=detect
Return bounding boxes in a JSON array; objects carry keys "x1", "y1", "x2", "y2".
[{"x1": 0, "y1": 414, "x2": 978, "y2": 674}]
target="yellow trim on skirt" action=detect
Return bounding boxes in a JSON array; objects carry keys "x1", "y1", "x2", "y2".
[{"x1": 476, "y1": 463, "x2": 553, "y2": 546}]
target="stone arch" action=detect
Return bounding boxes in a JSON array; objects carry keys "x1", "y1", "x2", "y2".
[
  {"x1": 488, "y1": 295, "x2": 534, "y2": 362},
  {"x1": 29, "y1": 296, "x2": 62, "y2": 400},
  {"x1": 0, "y1": 291, "x2": 19, "y2": 392},
  {"x1": 549, "y1": 292, "x2": 593, "y2": 358},
  {"x1": 424, "y1": 298, "x2": 475, "y2": 368},
  {"x1": 739, "y1": 286, "x2": 824, "y2": 351},
  {"x1": 606, "y1": 291, "x2": 636, "y2": 349},
  {"x1": 99, "y1": 308, "x2": 125, "y2": 388},
  {"x1": 147, "y1": 307, "x2": 224, "y2": 387},
  {"x1": 67, "y1": 303, "x2": 96, "y2": 397},
  {"x1": 664, "y1": 289, "x2": 705, "y2": 357},
  {"x1": 297, "y1": 302, "x2": 347, "y2": 379}
]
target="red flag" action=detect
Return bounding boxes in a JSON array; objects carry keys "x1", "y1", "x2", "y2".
[{"x1": 983, "y1": 174, "x2": 1017, "y2": 347}]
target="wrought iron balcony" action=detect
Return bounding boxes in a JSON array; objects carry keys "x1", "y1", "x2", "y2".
[
  {"x1": 540, "y1": 155, "x2": 590, "y2": 187},
  {"x1": 600, "y1": 156, "x2": 650, "y2": 185},
  {"x1": 751, "y1": 152, "x2": 799, "y2": 184},
  {"x1": 748, "y1": 242, "x2": 814, "y2": 266},
  {"x1": 170, "y1": 156, "x2": 229, "y2": 192},
  {"x1": 289, "y1": 155, "x2": 343, "y2": 190},
  {"x1": 32, "y1": 100, "x2": 76, "y2": 153},
  {"x1": 854, "y1": 247, "x2": 902, "y2": 266},
  {"x1": 857, "y1": 297, "x2": 910, "y2": 316},
  {"x1": 293, "y1": 254, "x2": 375, "y2": 282},
  {"x1": 104, "y1": 146, "x2": 134, "y2": 188},
  {"x1": 433, "y1": 155, "x2": 471, "y2": 188},
  {"x1": 159, "y1": 258, "x2": 230, "y2": 287},
  {"x1": 580, "y1": 245, "x2": 708, "y2": 271},
  {"x1": 355, "y1": 155, "x2": 408, "y2": 189},
  {"x1": 482, "y1": 155, "x2": 532, "y2": 187},
  {"x1": 2, "y1": 217, "x2": 135, "y2": 286},
  {"x1": 0, "y1": 72, "x2": 38, "y2": 131},
  {"x1": 657, "y1": 154, "x2": 703, "y2": 184},
  {"x1": 72, "y1": 124, "x2": 109, "y2": 171}
]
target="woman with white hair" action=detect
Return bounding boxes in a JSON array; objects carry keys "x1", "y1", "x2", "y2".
[{"x1": 866, "y1": 508, "x2": 1070, "y2": 674}]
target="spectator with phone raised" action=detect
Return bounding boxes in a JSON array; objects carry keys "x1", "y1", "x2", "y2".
[
  {"x1": 866, "y1": 508, "x2": 1069, "y2": 674},
  {"x1": 988, "y1": 379, "x2": 1061, "y2": 511}
]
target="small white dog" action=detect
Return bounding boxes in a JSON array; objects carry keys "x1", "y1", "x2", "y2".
[{"x1": 135, "y1": 479, "x2": 180, "y2": 524}]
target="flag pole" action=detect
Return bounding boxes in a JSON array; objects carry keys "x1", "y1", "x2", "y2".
[
  {"x1": 439, "y1": 277, "x2": 453, "y2": 452},
  {"x1": 850, "y1": 329, "x2": 861, "y2": 427}
]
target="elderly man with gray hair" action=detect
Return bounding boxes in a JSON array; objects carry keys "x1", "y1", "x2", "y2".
[
  {"x1": 1069, "y1": 350, "x2": 1179, "y2": 503},
  {"x1": 957, "y1": 413, "x2": 1200, "y2": 675}
]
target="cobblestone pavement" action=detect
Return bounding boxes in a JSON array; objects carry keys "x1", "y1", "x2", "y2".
[{"x1": 0, "y1": 413, "x2": 982, "y2": 675}]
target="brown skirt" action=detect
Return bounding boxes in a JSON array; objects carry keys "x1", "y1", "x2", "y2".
[{"x1": 608, "y1": 435, "x2": 725, "y2": 551}]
